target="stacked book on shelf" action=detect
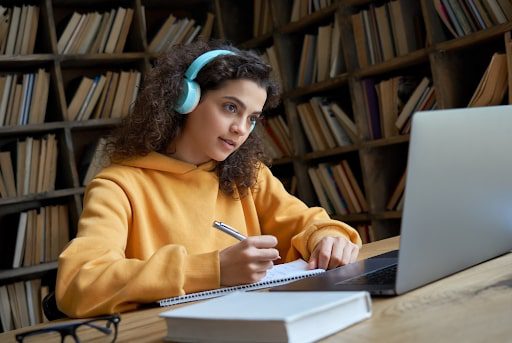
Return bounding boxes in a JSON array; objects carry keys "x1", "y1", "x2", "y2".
[
  {"x1": 261, "y1": 46, "x2": 283, "y2": 87},
  {"x1": 57, "y1": 7, "x2": 134, "y2": 54},
  {"x1": 308, "y1": 160, "x2": 368, "y2": 215},
  {"x1": 12, "y1": 205, "x2": 69, "y2": 269},
  {"x1": 0, "y1": 279, "x2": 48, "y2": 331},
  {"x1": 362, "y1": 76, "x2": 436, "y2": 139},
  {"x1": 0, "y1": 69, "x2": 50, "y2": 127},
  {"x1": 351, "y1": 0, "x2": 422, "y2": 67},
  {"x1": 297, "y1": 98, "x2": 357, "y2": 152},
  {"x1": 257, "y1": 116, "x2": 293, "y2": 160},
  {"x1": 67, "y1": 70, "x2": 141, "y2": 121},
  {"x1": 80, "y1": 137, "x2": 108, "y2": 186},
  {"x1": 434, "y1": 0, "x2": 512, "y2": 39},
  {"x1": 0, "y1": 5, "x2": 39, "y2": 55},
  {"x1": 355, "y1": 223, "x2": 374, "y2": 244},
  {"x1": 253, "y1": 0, "x2": 274, "y2": 37},
  {"x1": 296, "y1": 15, "x2": 344, "y2": 86},
  {"x1": 0, "y1": 135, "x2": 58, "y2": 199},
  {"x1": 386, "y1": 168, "x2": 407, "y2": 211},
  {"x1": 468, "y1": 52, "x2": 508, "y2": 107},
  {"x1": 148, "y1": 12, "x2": 214, "y2": 53},
  {"x1": 290, "y1": 0, "x2": 334, "y2": 22}
]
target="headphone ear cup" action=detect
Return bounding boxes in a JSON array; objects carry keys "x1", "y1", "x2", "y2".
[{"x1": 175, "y1": 79, "x2": 201, "y2": 114}]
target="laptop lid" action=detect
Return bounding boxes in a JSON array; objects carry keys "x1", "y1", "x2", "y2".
[{"x1": 396, "y1": 105, "x2": 512, "y2": 294}]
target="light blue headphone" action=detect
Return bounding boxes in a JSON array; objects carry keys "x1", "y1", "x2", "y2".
[{"x1": 174, "y1": 49, "x2": 236, "y2": 114}]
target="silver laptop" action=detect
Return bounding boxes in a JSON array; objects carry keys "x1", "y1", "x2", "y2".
[{"x1": 272, "y1": 105, "x2": 512, "y2": 295}]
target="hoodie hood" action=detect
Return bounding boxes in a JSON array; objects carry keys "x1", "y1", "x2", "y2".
[{"x1": 119, "y1": 152, "x2": 217, "y2": 175}]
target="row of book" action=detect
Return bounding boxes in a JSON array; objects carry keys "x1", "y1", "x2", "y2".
[
  {"x1": 0, "y1": 135, "x2": 58, "y2": 199},
  {"x1": 362, "y1": 76, "x2": 437, "y2": 140},
  {"x1": 351, "y1": 0, "x2": 422, "y2": 67},
  {"x1": 0, "y1": 5, "x2": 39, "y2": 55},
  {"x1": 148, "y1": 12, "x2": 214, "y2": 53},
  {"x1": 0, "y1": 69, "x2": 50, "y2": 127},
  {"x1": 257, "y1": 115, "x2": 293, "y2": 160},
  {"x1": 387, "y1": 169, "x2": 407, "y2": 211},
  {"x1": 12, "y1": 204, "x2": 69, "y2": 269},
  {"x1": 355, "y1": 224, "x2": 375, "y2": 244},
  {"x1": 67, "y1": 70, "x2": 141, "y2": 121},
  {"x1": 308, "y1": 160, "x2": 368, "y2": 215},
  {"x1": 468, "y1": 51, "x2": 509, "y2": 107},
  {"x1": 297, "y1": 98, "x2": 358, "y2": 152},
  {"x1": 434, "y1": 0, "x2": 512, "y2": 38},
  {"x1": 261, "y1": 45, "x2": 283, "y2": 88},
  {"x1": 58, "y1": 7, "x2": 134, "y2": 54},
  {"x1": 290, "y1": 0, "x2": 334, "y2": 22},
  {"x1": 0, "y1": 279, "x2": 48, "y2": 331},
  {"x1": 80, "y1": 138, "x2": 108, "y2": 186},
  {"x1": 297, "y1": 16, "x2": 344, "y2": 86},
  {"x1": 253, "y1": 0, "x2": 275, "y2": 38}
]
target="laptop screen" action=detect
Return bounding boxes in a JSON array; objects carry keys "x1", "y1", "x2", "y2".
[{"x1": 396, "y1": 105, "x2": 512, "y2": 294}]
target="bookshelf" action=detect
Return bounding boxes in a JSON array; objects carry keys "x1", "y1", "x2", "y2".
[{"x1": 0, "y1": 0, "x2": 510, "y2": 331}]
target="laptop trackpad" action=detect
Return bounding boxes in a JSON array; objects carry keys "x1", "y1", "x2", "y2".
[{"x1": 270, "y1": 257, "x2": 397, "y2": 292}]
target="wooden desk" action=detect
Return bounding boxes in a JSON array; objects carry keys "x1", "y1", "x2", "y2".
[{"x1": 2, "y1": 236, "x2": 511, "y2": 342}]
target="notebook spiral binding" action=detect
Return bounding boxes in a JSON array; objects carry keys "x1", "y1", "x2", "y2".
[{"x1": 158, "y1": 269, "x2": 324, "y2": 307}]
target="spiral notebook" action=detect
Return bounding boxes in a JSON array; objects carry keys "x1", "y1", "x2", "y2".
[{"x1": 158, "y1": 259, "x2": 325, "y2": 307}]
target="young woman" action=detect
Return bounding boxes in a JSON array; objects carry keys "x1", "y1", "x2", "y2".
[{"x1": 56, "y1": 40, "x2": 361, "y2": 317}]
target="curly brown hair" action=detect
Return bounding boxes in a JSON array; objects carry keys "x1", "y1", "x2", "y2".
[{"x1": 107, "y1": 40, "x2": 281, "y2": 197}]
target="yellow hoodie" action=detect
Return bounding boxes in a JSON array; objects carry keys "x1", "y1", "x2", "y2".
[{"x1": 56, "y1": 152, "x2": 361, "y2": 317}]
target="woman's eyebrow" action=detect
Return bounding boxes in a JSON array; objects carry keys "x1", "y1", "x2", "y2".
[{"x1": 223, "y1": 96, "x2": 262, "y2": 115}]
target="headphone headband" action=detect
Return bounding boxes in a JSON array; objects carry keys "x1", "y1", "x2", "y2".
[{"x1": 184, "y1": 49, "x2": 236, "y2": 80}]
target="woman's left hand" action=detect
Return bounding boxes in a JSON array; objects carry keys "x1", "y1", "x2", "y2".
[{"x1": 308, "y1": 236, "x2": 359, "y2": 270}]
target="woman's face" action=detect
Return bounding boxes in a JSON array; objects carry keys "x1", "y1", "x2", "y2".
[{"x1": 172, "y1": 79, "x2": 267, "y2": 165}]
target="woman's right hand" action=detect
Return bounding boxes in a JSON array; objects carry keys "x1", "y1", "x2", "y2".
[{"x1": 219, "y1": 235, "x2": 280, "y2": 286}]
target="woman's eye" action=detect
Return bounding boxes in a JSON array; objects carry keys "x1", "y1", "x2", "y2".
[{"x1": 224, "y1": 103, "x2": 237, "y2": 113}]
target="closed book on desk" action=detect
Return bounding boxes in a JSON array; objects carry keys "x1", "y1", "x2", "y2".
[{"x1": 160, "y1": 291, "x2": 371, "y2": 343}]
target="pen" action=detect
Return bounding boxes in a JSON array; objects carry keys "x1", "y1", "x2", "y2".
[{"x1": 212, "y1": 221, "x2": 247, "y2": 241}]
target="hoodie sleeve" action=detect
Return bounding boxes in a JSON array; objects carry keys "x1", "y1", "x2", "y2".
[
  {"x1": 56, "y1": 178, "x2": 219, "y2": 318},
  {"x1": 252, "y1": 165, "x2": 362, "y2": 262}
]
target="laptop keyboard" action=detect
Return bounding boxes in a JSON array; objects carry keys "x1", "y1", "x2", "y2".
[{"x1": 339, "y1": 264, "x2": 397, "y2": 285}]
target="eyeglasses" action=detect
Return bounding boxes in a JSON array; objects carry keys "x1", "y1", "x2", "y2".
[{"x1": 15, "y1": 314, "x2": 120, "y2": 342}]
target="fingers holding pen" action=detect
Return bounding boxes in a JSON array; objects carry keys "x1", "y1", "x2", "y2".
[
  {"x1": 242, "y1": 235, "x2": 281, "y2": 261},
  {"x1": 219, "y1": 235, "x2": 280, "y2": 286}
]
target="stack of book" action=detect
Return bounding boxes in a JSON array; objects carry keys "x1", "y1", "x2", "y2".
[
  {"x1": 261, "y1": 46, "x2": 283, "y2": 87},
  {"x1": 257, "y1": 115, "x2": 293, "y2": 160},
  {"x1": 12, "y1": 205, "x2": 69, "y2": 269},
  {"x1": 0, "y1": 69, "x2": 50, "y2": 127},
  {"x1": 362, "y1": 76, "x2": 436, "y2": 139},
  {"x1": 434, "y1": 0, "x2": 512, "y2": 39},
  {"x1": 57, "y1": 7, "x2": 134, "y2": 54},
  {"x1": 351, "y1": 0, "x2": 422, "y2": 67},
  {"x1": 0, "y1": 279, "x2": 48, "y2": 330},
  {"x1": 66, "y1": 70, "x2": 141, "y2": 121},
  {"x1": 297, "y1": 98, "x2": 357, "y2": 152},
  {"x1": 296, "y1": 15, "x2": 344, "y2": 86},
  {"x1": 148, "y1": 12, "x2": 214, "y2": 53},
  {"x1": 80, "y1": 137, "x2": 108, "y2": 186},
  {"x1": 468, "y1": 52, "x2": 508, "y2": 107},
  {"x1": 290, "y1": 0, "x2": 334, "y2": 22},
  {"x1": 0, "y1": 5, "x2": 39, "y2": 55},
  {"x1": 386, "y1": 168, "x2": 407, "y2": 211},
  {"x1": 355, "y1": 223, "x2": 374, "y2": 244},
  {"x1": 0, "y1": 135, "x2": 58, "y2": 199},
  {"x1": 308, "y1": 160, "x2": 368, "y2": 215},
  {"x1": 253, "y1": 0, "x2": 274, "y2": 37}
]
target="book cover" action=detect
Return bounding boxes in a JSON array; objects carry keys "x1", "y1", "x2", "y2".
[{"x1": 160, "y1": 291, "x2": 372, "y2": 343}]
